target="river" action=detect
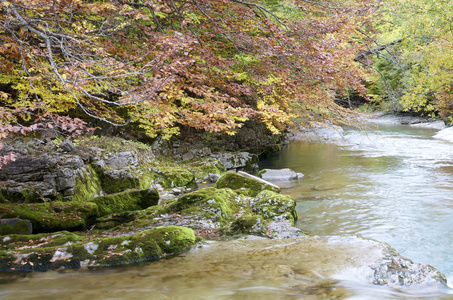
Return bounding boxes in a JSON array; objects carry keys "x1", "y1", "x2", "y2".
[{"x1": 2, "y1": 122, "x2": 453, "y2": 299}]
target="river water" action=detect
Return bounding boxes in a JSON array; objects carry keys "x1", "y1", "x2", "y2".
[
  {"x1": 2, "y1": 123, "x2": 453, "y2": 299},
  {"x1": 259, "y1": 123, "x2": 453, "y2": 292}
]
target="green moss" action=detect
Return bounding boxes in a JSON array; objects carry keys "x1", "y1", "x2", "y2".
[
  {"x1": 0, "y1": 188, "x2": 42, "y2": 204},
  {"x1": 144, "y1": 226, "x2": 196, "y2": 254},
  {"x1": 252, "y1": 190, "x2": 297, "y2": 225},
  {"x1": 170, "y1": 187, "x2": 238, "y2": 226},
  {"x1": 100, "y1": 170, "x2": 156, "y2": 194},
  {"x1": 153, "y1": 167, "x2": 196, "y2": 189},
  {"x1": 180, "y1": 157, "x2": 226, "y2": 182},
  {"x1": 0, "y1": 220, "x2": 31, "y2": 235},
  {"x1": 71, "y1": 165, "x2": 103, "y2": 202},
  {"x1": 0, "y1": 202, "x2": 98, "y2": 233},
  {"x1": 215, "y1": 171, "x2": 280, "y2": 196},
  {"x1": 230, "y1": 214, "x2": 267, "y2": 235},
  {"x1": 91, "y1": 188, "x2": 159, "y2": 216}
]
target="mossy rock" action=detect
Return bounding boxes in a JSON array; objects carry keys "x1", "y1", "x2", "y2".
[
  {"x1": 91, "y1": 188, "x2": 159, "y2": 216},
  {"x1": 99, "y1": 169, "x2": 156, "y2": 195},
  {"x1": 71, "y1": 165, "x2": 103, "y2": 202},
  {"x1": 0, "y1": 219, "x2": 32, "y2": 235},
  {"x1": 230, "y1": 214, "x2": 268, "y2": 235},
  {"x1": 170, "y1": 187, "x2": 238, "y2": 226},
  {"x1": 214, "y1": 171, "x2": 280, "y2": 197},
  {"x1": 0, "y1": 187, "x2": 42, "y2": 204},
  {"x1": 0, "y1": 226, "x2": 197, "y2": 271},
  {"x1": 251, "y1": 190, "x2": 298, "y2": 225},
  {"x1": 0, "y1": 202, "x2": 98, "y2": 233},
  {"x1": 181, "y1": 157, "x2": 226, "y2": 182},
  {"x1": 95, "y1": 211, "x2": 140, "y2": 230},
  {"x1": 153, "y1": 166, "x2": 196, "y2": 189}
]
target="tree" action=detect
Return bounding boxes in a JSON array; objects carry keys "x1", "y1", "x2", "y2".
[
  {"x1": 368, "y1": 0, "x2": 453, "y2": 119},
  {"x1": 1, "y1": 0, "x2": 377, "y2": 145}
]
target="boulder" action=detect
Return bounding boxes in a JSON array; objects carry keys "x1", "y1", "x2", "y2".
[
  {"x1": 92, "y1": 188, "x2": 159, "y2": 216},
  {"x1": 214, "y1": 171, "x2": 280, "y2": 196},
  {"x1": 251, "y1": 190, "x2": 298, "y2": 224},
  {"x1": 258, "y1": 168, "x2": 304, "y2": 181},
  {"x1": 0, "y1": 202, "x2": 98, "y2": 233},
  {"x1": 0, "y1": 218, "x2": 33, "y2": 234}
]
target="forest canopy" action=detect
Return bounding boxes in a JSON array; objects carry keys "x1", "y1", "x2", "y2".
[{"x1": 0, "y1": 0, "x2": 378, "y2": 142}]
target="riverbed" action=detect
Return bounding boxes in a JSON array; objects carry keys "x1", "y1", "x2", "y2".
[{"x1": 2, "y1": 122, "x2": 453, "y2": 299}]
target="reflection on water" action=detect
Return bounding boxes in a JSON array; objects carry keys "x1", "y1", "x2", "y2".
[
  {"x1": 3, "y1": 124, "x2": 453, "y2": 299},
  {"x1": 260, "y1": 125, "x2": 453, "y2": 285}
]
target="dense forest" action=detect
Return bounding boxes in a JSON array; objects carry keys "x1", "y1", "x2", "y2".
[{"x1": 1, "y1": 0, "x2": 452, "y2": 155}]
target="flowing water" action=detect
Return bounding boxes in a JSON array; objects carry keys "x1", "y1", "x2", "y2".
[
  {"x1": 2, "y1": 123, "x2": 453, "y2": 299},
  {"x1": 259, "y1": 123, "x2": 453, "y2": 290}
]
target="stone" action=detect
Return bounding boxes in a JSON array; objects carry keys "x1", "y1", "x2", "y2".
[
  {"x1": 0, "y1": 218, "x2": 33, "y2": 234},
  {"x1": 211, "y1": 152, "x2": 255, "y2": 170},
  {"x1": 258, "y1": 168, "x2": 304, "y2": 181},
  {"x1": 214, "y1": 171, "x2": 280, "y2": 196},
  {"x1": 60, "y1": 140, "x2": 75, "y2": 152},
  {"x1": 104, "y1": 151, "x2": 138, "y2": 169},
  {"x1": 182, "y1": 151, "x2": 194, "y2": 161}
]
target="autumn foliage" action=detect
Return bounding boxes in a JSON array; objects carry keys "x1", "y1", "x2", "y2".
[{"x1": 0, "y1": 0, "x2": 377, "y2": 144}]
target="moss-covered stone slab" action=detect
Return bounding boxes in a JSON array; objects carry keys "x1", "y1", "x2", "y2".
[
  {"x1": 214, "y1": 171, "x2": 280, "y2": 196},
  {"x1": 0, "y1": 226, "x2": 197, "y2": 272},
  {"x1": 0, "y1": 202, "x2": 98, "y2": 233},
  {"x1": 91, "y1": 188, "x2": 159, "y2": 216}
]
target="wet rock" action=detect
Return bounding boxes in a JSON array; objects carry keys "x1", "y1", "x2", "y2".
[
  {"x1": 371, "y1": 251, "x2": 448, "y2": 287},
  {"x1": 0, "y1": 226, "x2": 197, "y2": 271},
  {"x1": 258, "y1": 168, "x2": 304, "y2": 181}
]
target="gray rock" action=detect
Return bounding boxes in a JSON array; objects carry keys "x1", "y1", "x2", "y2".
[
  {"x1": 182, "y1": 151, "x2": 194, "y2": 161},
  {"x1": 208, "y1": 173, "x2": 221, "y2": 183},
  {"x1": 211, "y1": 152, "x2": 255, "y2": 170},
  {"x1": 60, "y1": 140, "x2": 75, "y2": 152},
  {"x1": 258, "y1": 168, "x2": 304, "y2": 181},
  {"x1": 266, "y1": 218, "x2": 304, "y2": 239},
  {"x1": 0, "y1": 156, "x2": 58, "y2": 182},
  {"x1": 104, "y1": 151, "x2": 138, "y2": 169}
]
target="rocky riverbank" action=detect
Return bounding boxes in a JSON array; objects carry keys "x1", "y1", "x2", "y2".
[{"x1": 0, "y1": 133, "x2": 449, "y2": 289}]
